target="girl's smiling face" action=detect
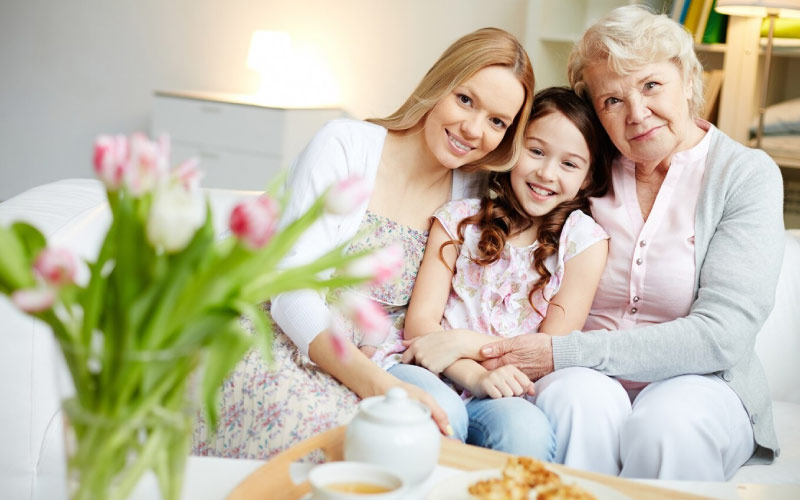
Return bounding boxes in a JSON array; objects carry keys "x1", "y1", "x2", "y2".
[{"x1": 510, "y1": 111, "x2": 592, "y2": 219}]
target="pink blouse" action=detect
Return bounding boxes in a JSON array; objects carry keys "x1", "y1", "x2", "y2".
[{"x1": 585, "y1": 122, "x2": 713, "y2": 387}]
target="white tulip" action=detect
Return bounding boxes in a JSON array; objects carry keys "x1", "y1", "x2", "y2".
[{"x1": 146, "y1": 182, "x2": 206, "y2": 253}]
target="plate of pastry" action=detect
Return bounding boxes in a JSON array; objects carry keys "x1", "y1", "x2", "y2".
[{"x1": 427, "y1": 457, "x2": 630, "y2": 500}]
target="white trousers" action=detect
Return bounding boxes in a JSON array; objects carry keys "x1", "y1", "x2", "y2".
[{"x1": 532, "y1": 367, "x2": 756, "y2": 480}]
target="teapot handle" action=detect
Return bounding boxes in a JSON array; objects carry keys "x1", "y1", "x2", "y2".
[{"x1": 289, "y1": 462, "x2": 316, "y2": 485}]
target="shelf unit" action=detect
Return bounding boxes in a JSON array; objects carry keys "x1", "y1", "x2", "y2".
[
  {"x1": 523, "y1": 2, "x2": 800, "y2": 168},
  {"x1": 523, "y1": 1, "x2": 665, "y2": 90}
]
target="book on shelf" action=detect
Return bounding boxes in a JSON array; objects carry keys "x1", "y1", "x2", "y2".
[
  {"x1": 670, "y1": 0, "x2": 687, "y2": 22},
  {"x1": 760, "y1": 18, "x2": 800, "y2": 38},
  {"x1": 684, "y1": 0, "x2": 705, "y2": 35},
  {"x1": 674, "y1": 0, "x2": 728, "y2": 45},
  {"x1": 701, "y1": 1, "x2": 728, "y2": 44},
  {"x1": 694, "y1": 0, "x2": 715, "y2": 43},
  {"x1": 702, "y1": 69, "x2": 724, "y2": 122}
]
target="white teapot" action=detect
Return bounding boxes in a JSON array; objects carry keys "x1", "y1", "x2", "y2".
[{"x1": 344, "y1": 387, "x2": 440, "y2": 485}]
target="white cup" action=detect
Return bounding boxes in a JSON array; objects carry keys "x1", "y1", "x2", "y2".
[{"x1": 308, "y1": 461, "x2": 406, "y2": 500}]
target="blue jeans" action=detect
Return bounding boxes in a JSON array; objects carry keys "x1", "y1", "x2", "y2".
[{"x1": 388, "y1": 363, "x2": 556, "y2": 461}]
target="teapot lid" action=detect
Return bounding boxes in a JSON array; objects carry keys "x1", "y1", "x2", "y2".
[{"x1": 359, "y1": 387, "x2": 431, "y2": 425}]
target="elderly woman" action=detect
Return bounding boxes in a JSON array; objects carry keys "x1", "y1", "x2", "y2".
[{"x1": 478, "y1": 6, "x2": 784, "y2": 479}]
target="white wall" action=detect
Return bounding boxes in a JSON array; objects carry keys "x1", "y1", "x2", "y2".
[{"x1": 0, "y1": 0, "x2": 526, "y2": 200}]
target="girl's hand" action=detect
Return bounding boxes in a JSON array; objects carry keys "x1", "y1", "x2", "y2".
[
  {"x1": 358, "y1": 345, "x2": 377, "y2": 359},
  {"x1": 471, "y1": 365, "x2": 535, "y2": 399}
]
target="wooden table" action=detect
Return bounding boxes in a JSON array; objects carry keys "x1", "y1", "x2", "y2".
[{"x1": 226, "y1": 426, "x2": 716, "y2": 500}]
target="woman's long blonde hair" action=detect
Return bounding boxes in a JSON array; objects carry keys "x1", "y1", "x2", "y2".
[{"x1": 368, "y1": 28, "x2": 534, "y2": 172}]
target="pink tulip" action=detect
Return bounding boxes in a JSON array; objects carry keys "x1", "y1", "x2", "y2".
[
  {"x1": 337, "y1": 291, "x2": 390, "y2": 348},
  {"x1": 34, "y1": 248, "x2": 77, "y2": 287},
  {"x1": 173, "y1": 158, "x2": 203, "y2": 191},
  {"x1": 126, "y1": 133, "x2": 169, "y2": 195},
  {"x1": 12, "y1": 287, "x2": 55, "y2": 313},
  {"x1": 324, "y1": 177, "x2": 371, "y2": 215},
  {"x1": 345, "y1": 244, "x2": 404, "y2": 286},
  {"x1": 328, "y1": 317, "x2": 351, "y2": 361},
  {"x1": 229, "y1": 196, "x2": 281, "y2": 249},
  {"x1": 93, "y1": 134, "x2": 128, "y2": 190}
]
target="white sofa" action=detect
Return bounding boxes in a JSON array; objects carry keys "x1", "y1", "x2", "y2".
[{"x1": 1, "y1": 179, "x2": 798, "y2": 499}]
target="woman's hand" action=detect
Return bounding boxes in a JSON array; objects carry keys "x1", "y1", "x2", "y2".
[
  {"x1": 470, "y1": 365, "x2": 535, "y2": 399},
  {"x1": 479, "y1": 333, "x2": 555, "y2": 381},
  {"x1": 393, "y1": 380, "x2": 454, "y2": 437},
  {"x1": 401, "y1": 329, "x2": 490, "y2": 374}
]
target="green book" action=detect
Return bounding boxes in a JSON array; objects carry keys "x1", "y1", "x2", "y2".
[{"x1": 702, "y1": 2, "x2": 728, "y2": 44}]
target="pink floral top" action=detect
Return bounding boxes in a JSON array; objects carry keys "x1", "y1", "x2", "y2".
[
  {"x1": 437, "y1": 199, "x2": 608, "y2": 338},
  {"x1": 373, "y1": 199, "x2": 608, "y2": 370}
]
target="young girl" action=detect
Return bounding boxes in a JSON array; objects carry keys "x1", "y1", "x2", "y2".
[{"x1": 371, "y1": 87, "x2": 615, "y2": 459}]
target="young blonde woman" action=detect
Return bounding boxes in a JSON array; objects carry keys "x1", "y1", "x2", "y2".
[{"x1": 192, "y1": 27, "x2": 535, "y2": 461}]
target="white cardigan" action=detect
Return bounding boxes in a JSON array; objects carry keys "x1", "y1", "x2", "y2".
[{"x1": 270, "y1": 119, "x2": 484, "y2": 356}]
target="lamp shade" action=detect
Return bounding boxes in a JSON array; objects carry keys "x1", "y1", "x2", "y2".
[
  {"x1": 715, "y1": 0, "x2": 800, "y2": 18},
  {"x1": 246, "y1": 31, "x2": 291, "y2": 73}
]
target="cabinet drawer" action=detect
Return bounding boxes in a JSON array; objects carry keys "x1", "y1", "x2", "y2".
[
  {"x1": 153, "y1": 96, "x2": 285, "y2": 155},
  {"x1": 171, "y1": 141, "x2": 283, "y2": 191}
]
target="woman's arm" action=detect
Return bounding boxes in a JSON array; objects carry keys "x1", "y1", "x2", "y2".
[
  {"x1": 271, "y1": 121, "x2": 377, "y2": 356},
  {"x1": 309, "y1": 330, "x2": 451, "y2": 434},
  {"x1": 539, "y1": 239, "x2": 608, "y2": 335}
]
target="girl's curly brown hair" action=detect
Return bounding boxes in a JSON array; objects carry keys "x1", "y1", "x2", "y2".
[{"x1": 440, "y1": 87, "x2": 615, "y2": 317}]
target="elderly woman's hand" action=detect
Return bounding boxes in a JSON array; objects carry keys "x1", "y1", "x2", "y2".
[{"x1": 479, "y1": 333, "x2": 555, "y2": 381}]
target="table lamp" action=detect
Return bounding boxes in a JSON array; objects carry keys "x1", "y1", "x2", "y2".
[{"x1": 715, "y1": 0, "x2": 800, "y2": 148}]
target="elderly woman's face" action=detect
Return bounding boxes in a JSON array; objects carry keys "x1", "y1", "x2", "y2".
[{"x1": 584, "y1": 60, "x2": 695, "y2": 168}]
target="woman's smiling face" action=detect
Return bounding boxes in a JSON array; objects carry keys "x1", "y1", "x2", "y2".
[
  {"x1": 584, "y1": 60, "x2": 695, "y2": 169},
  {"x1": 423, "y1": 65, "x2": 525, "y2": 170}
]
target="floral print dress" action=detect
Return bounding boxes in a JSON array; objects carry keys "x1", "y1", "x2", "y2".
[
  {"x1": 192, "y1": 211, "x2": 427, "y2": 461},
  {"x1": 373, "y1": 198, "x2": 609, "y2": 374}
]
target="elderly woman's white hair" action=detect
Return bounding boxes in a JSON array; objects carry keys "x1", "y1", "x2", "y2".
[{"x1": 568, "y1": 5, "x2": 705, "y2": 118}]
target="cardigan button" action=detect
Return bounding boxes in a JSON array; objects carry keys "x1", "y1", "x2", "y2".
[
  {"x1": 633, "y1": 296, "x2": 640, "y2": 303},
  {"x1": 750, "y1": 413, "x2": 758, "y2": 425},
  {"x1": 640, "y1": 240, "x2": 647, "y2": 247},
  {"x1": 776, "y1": 448, "x2": 781, "y2": 457},
  {"x1": 630, "y1": 307, "x2": 638, "y2": 314},
  {"x1": 636, "y1": 258, "x2": 643, "y2": 265},
  {"x1": 722, "y1": 371, "x2": 733, "y2": 382}
]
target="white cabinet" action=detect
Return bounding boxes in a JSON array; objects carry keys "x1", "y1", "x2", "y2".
[{"x1": 151, "y1": 91, "x2": 346, "y2": 190}]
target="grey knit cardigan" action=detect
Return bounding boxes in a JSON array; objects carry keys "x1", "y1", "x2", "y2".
[{"x1": 552, "y1": 127, "x2": 785, "y2": 464}]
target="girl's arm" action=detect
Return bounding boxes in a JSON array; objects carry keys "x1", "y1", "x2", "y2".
[
  {"x1": 402, "y1": 220, "x2": 496, "y2": 370},
  {"x1": 403, "y1": 219, "x2": 457, "y2": 339},
  {"x1": 539, "y1": 239, "x2": 608, "y2": 335}
]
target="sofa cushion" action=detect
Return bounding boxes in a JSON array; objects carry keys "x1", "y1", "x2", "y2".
[
  {"x1": 754, "y1": 230, "x2": 800, "y2": 405},
  {"x1": 730, "y1": 401, "x2": 800, "y2": 483}
]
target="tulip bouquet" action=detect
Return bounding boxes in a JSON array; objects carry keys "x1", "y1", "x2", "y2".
[{"x1": 0, "y1": 133, "x2": 397, "y2": 500}]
